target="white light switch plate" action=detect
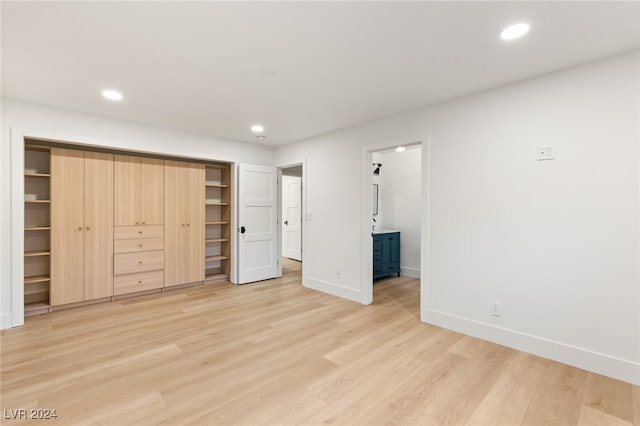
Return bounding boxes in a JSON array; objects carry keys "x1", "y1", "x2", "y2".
[{"x1": 537, "y1": 146, "x2": 554, "y2": 161}]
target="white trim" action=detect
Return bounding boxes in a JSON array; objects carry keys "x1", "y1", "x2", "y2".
[
  {"x1": 421, "y1": 136, "x2": 432, "y2": 321},
  {"x1": 0, "y1": 313, "x2": 14, "y2": 330},
  {"x1": 426, "y1": 308, "x2": 640, "y2": 386},
  {"x1": 276, "y1": 167, "x2": 283, "y2": 278},
  {"x1": 400, "y1": 266, "x2": 421, "y2": 278},
  {"x1": 10, "y1": 128, "x2": 26, "y2": 328},
  {"x1": 304, "y1": 277, "x2": 360, "y2": 303}
]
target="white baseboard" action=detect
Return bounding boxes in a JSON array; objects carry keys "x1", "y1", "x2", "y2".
[
  {"x1": 424, "y1": 308, "x2": 640, "y2": 386},
  {"x1": 400, "y1": 266, "x2": 420, "y2": 278},
  {"x1": 0, "y1": 313, "x2": 13, "y2": 330},
  {"x1": 304, "y1": 277, "x2": 361, "y2": 303}
]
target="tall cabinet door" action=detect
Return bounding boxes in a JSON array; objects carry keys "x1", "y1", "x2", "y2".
[
  {"x1": 51, "y1": 148, "x2": 85, "y2": 305},
  {"x1": 164, "y1": 160, "x2": 204, "y2": 286},
  {"x1": 184, "y1": 163, "x2": 205, "y2": 283},
  {"x1": 84, "y1": 152, "x2": 113, "y2": 300},
  {"x1": 140, "y1": 158, "x2": 164, "y2": 225},
  {"x1": 164, "y1": 160, "x2": 182, "y2": 287},
  {"x1": 114, "y1": 155, "x2": 141, "y2": 226}
]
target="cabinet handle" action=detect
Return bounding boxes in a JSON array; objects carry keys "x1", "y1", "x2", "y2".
[
  {"x1": 86, "y1": 226, "x2": 91, "y2": 231},
  {"x1": 186, "y1": 223, "x2": 190, "y2": 227},
  {"x1": 142, "y1": 221, "x2": 146, "y2": 225},
  {"x1": 78, "y1": 226, "x2": 83, "y2": 231},
  {"x1": 138, "y1": 244, "x2": 143, "y2": 248},
  {"x1": 138, "y1": 280, "x2": 142, "y2": 284},
  {"x1": 135, "y1": 221, "x2": 139, "y2": 225},
  {"x1": 138, "y1": 231, "x2": 143, "y2": 235},
  {"x1": 138, "y1": 261, "x2": 143, "y2": 265}
]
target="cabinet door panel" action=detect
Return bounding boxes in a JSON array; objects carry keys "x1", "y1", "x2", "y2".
[
  {"x1": 114, "y1": 155, "x2": 140, "y2": 226},
  {"x1": 164, "y1": 160, "x2": 182, "y2": 287},
  {"x1": 184, "y1": 163, "x2": 205, "y2": 283},
  {"x1": 84, "y1": 152, "x2": 114, "y2": 300},
  {"x1": 51, "y1": 148, "x2": 85, "y2": 305},
  {"x1": 140, "y1": 158, "x2": 164, "y2": 225}
]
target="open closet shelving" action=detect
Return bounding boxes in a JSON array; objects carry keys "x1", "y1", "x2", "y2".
[
  {"x1": 24, "y1": 144, "x2": 52, "y2": 316},
  {"x1": 204, "y1": 164, "x2": 231, "y2": 282}
]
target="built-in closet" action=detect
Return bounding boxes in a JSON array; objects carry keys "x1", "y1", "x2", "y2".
[{"x1": 22, "y1": 140, "x2": 232, "y2": 316}]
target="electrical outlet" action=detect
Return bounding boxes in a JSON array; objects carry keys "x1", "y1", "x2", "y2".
[
  {"x1": 537, "y1": 146, "x2": 555, "y2": 161},
  {"x1": 490, "y1": 302, "x2": 501, "y2": 317}
]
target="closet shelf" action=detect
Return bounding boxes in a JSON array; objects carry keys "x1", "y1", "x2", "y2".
[
  {"x1": 24, "y1": 286, "x2": 49, "y2": 296},
  {"x1": 24, "y1": 302, "x2": 50, "y2": 316},
  {"x1": 205, "y1": 221, "x2": 229, "y2": 225},
  {"x1": 205, "y1": 255, "x2": 228, "y2": 262},
  {"x1": 24, "y1": 275, "x2": 51, "y2": 284},
  {"x1": 25, "y1": 226, "x2": 51, "y2": 231},
  {"x1": 25, "y1": 173, "x2": 51, "y2": 178},
  {"x1": 205, "y1": 238, "x2": 229, "y2": 243},
  {"x1": 205, "y1": 182, "x2": 229, "y2": 188},
  {"x1": 24, "y1": 250, "x2": 51, "y2": 257},
  {"x1": 205, "y1": 200, "x2": 228, "y2": 206},
  {"x1": 25, "y1": 200, "x2": 50, "y2": 203}
]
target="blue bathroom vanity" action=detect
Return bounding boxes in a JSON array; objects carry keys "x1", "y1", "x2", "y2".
[{"x1": 372, "y1": 230, "x2": 401, "y2": 280}]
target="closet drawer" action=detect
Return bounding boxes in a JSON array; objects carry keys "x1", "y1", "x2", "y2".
[
  {"x1": 114, "y1": 270, "x2": 164, "y2": 295},
  {"x1": 114, "y1": 225, "x2": 164, "y2": 240},
  {"x1": 114, "y1": 250, "x2": 164, "y2": 275},
  {"x1": 114, "y1": 237, "x2": 164, "y2": 254}
]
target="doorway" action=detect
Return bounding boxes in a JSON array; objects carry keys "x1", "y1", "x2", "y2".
[
  {"x1": 279, "y1": 164, "x2": 304, "y2": 278},
  {"x1": 361, "y1": 137, "x2": 425, "y2": 306}
]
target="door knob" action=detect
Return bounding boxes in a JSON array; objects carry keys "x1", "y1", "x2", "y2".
[
  {"x1": 240, "y1": 226, "x2": 246, "y2": 234},
  {"x1": 284, "y1": 220, "x2": 288, "y2": 225}
]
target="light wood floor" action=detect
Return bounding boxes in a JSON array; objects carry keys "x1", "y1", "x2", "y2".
[{"x1": 1, "y1": 258, "x2": 638, "y2": 425}]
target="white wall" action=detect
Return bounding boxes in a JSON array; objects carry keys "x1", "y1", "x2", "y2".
[
  {"x1": 376, "y1": 147, "x2": 422, "y2": 277},
  {"x1": 276, "y1": 50, "x2": 640, "y2": 384},
  {"x1": 1, "y1": 98, "x2": 274, "y2": 328}
]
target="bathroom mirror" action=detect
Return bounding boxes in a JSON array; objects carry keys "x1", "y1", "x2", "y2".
[{"x1": 372, "y1": 184, "x2": 379, "y2": 215}]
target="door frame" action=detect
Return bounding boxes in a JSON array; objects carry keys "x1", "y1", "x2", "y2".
[
  {"x1": 281, "y1": 174, "x2": 302, "y2": 261},
  {"x1": 360, "y1": 135, "x2": 430, "y2": 309},
  {"x1": 277, "y1": 160, "x2": 306, "y2": 282}
]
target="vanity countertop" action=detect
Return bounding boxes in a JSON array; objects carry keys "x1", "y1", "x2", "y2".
[{"x1": 372, "y1": 229, "x2": 400, "y2": 235}]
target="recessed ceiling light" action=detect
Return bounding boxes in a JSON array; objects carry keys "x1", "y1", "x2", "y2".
[
  {"x1": 395, "y1": 146, "x2": 406, "y2": 153},
  {"x1": 102, "y1": 89, "x2": 123, "y2": 101},
  {"x1": 251, "y1": 124, "x2": 264, "y2": 133},
  {"x1": 500, "y1": 23, "x2": 530, "y2": 40}
]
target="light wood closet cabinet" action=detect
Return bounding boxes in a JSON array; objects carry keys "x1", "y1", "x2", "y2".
[
  {"x1": 22, "y1": 143, "x2": 229, "y2": 317},
  {"x1": 51, "y1": 148, "x2": 114, "y2": 306},
  {"x1": 164, "y1": 160, "x2": 205, "y2": 287}
]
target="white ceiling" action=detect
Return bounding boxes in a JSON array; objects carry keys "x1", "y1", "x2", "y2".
[{"x1": 2, "y1": 1, "x2": 639, "y2": 146}]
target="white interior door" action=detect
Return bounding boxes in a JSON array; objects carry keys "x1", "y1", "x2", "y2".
[
  {"x1": 237, "y1": 163, "x2": 278, "y2": 284},
  {"x1": 282, "y1": 175, "x2": 302, "y2": 261}
]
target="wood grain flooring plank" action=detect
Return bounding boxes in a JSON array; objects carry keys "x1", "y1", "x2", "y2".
[
  {"x1": 1, "y1": 258, "x2": 637, "y2": 425},
  {"x1": 521, "y1": 362, "x2": 589, "y2": 426},
  {"x1": 582, "y1": 372, "x2": 634, "y2": 423},
  {"x1": 465, "y1": 352, "x2": 547, "y2": 426}
]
